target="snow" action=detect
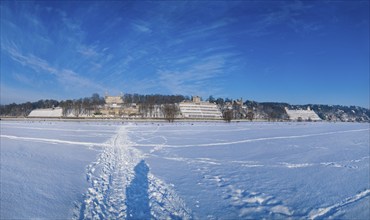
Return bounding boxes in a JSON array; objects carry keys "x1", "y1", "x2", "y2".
[
  {"x1": 28, "y1": 107, "x2": 63, "y2": 117},
  {"x1": 285, "y1": 108, "x2": 322, "y2": 121},
  {"x1": 1, "y1": 120, "x2": 369, "y2": 219}
]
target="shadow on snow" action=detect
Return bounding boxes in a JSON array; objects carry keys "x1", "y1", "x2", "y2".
[{"x1": 126, "y1": 160, "x2": 151, "y2": 220}]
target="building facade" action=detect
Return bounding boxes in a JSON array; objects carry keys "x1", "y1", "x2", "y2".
[{"x1": 179, "y1": 96, "x2": 222, "y2": 119}]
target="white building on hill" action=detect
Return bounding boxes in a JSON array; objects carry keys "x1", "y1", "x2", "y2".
[
  {"x1": 179, "y1": 96, "x2": 222, "y2": 119},
  {"x1": 28, "y1": 107, "x2": 63, "y2": 117},
  {"x1": 285, "y1": 107, "x2": 321, "y2": 121}
]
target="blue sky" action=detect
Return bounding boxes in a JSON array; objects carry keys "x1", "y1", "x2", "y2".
[{"x1": 1, "y1": 1, "x2": 369, "y2": 107}]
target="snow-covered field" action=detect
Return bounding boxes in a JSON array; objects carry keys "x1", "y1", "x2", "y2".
[{"x1": 1, "y1": 120, "x2": 369, "y2": 219}]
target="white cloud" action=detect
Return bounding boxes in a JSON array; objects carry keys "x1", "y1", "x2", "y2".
[
  {"x1": 243, "y1": 0, "x2": 319, "y2": 37},
  {"x1": 2, "y1": 41, "x2": 105, "y2": 92},
  {"x1": 132, "y1": 21, "x2": 151, "y2": 33},
  {"x1": 181, "y1": 18, "x2": 234, "y2": 37},
  {"x1": 157, "y1": 54, "x2": 227, "y2": 95},
  {"x1": 77, "y1": 45, "x2": 99, "y2": 57}
]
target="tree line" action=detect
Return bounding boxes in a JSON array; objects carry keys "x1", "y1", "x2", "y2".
[{"x1": 1, "y1": 93, "x2": 369, "y2": 122}]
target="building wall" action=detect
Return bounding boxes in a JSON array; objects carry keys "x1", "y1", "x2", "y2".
[
  {"x1": 179, "y1": 101, "x2": 222, "y2": 119},
  {"x1": 105, "y1": 96, "x2": 124, "y2": 105}
]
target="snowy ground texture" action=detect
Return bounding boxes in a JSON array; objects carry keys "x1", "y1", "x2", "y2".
[{"x1": 1, "y1": 120, "x2": 369, "y2": 219}]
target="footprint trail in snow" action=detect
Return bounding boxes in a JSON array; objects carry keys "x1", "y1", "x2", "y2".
[{"x1": 74, "y1": 125, "x2": 192, "y2": 219}]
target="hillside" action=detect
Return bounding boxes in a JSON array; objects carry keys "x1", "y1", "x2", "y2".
[
  {"x1": 243, "y1": 101, "x2": 369, "y2": 122},
  {"x1": 1, "y1": 96, "x2": 369, "y2": 122}
]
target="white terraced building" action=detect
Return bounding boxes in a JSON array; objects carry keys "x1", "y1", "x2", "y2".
[
  {"x1": 285, "y1": 107, "x2": 322, "y2": 121},
  {"x1": 179, "y1": 96, "x2": 222, "y2": 119},
  {"x1": 28, "y1": 107, "x2": 63, "y2": 117}
]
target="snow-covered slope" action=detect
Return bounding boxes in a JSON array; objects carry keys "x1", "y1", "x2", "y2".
[
  {"x1": 1, "y1": 121, "x2": 369, "y2": 219},
  {"x1": 285, "y1": 108, "x2": 321, "y2": 121}
]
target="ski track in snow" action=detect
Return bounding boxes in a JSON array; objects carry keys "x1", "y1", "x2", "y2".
[
  {"x1": 308, "y1": 189, "x2": 370, "y2": 219},
  {"x1": 1, "y1": 135, "x2": 109, "y2": 148},
  {"x1": 1, "y1": 125, "x2": 118, "y2": 133},
  {"x1": 157, "y1": 155, "x2": 369, "y2": 170},
  {"x1": 133, "y1": 128, "x2": 369, "y2": 148},
  {"x1": 74, "y1": 125, "x2": 192, "y2": 220}
]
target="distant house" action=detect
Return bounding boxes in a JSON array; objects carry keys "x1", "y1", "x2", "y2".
[
  {"x1": 105, "y1": 95, "x2": 124, "y2": 107},
  {"x1": 28, "y1": 107, "x2": 63, "y2": 117},
  {"x1": 285, "y1": 107, "x2": 321, "y2": 121},
  {"x1": 100, "y1": 94, "x2": 124, "y2": 116},
  {"x1": 100, "y1": 94, "x2": 140, "y2": 117},
  {"x1": 179, "y1": 96, "x2": 222, "y2": 119}
]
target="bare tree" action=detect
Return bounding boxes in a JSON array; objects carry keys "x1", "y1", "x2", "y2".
[
  {"x1": 73, "y1": 99, "x2": 83, "y2": 117},
  {"x1": 162, "y1": 104, "x2": 178, "y2": 122},
  {"x1": 91, "y1": 93, "x2": 100, "y2": 113},
  {"x1": 60, "y1": 100, "x2": 73, "y2": 117},
  {"x1": 246, "y1": 111, "x2": 254, "y2": 121},
  {"x1": 223, "y1": 109, "x2": 233, "y2": 122},
  {"x1": 82, "y1": 98, "x2": 91, "y2": 116}
]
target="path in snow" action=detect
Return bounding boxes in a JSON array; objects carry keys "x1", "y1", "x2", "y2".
[
  {"x1": 309, "y1": 189, "x2": 370, "y2": 219},
  {"x1": 74, "y1": 125, "x2": 192, "y2": 219}
]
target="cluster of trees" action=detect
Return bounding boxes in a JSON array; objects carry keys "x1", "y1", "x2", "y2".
[
  {"x1": 58, "y1": 94, "x2": 105, "y2": 117},
  {"x1": 126, "y1": 94, "x2": 188, "y2": 119},
  {"x1": 0, "y1": 99, "x2": 59, "y2": 117},
  {"x1": 162, "y1": 104, "x2": 179, "y2": 122},
  {"x1": 0, "y1": 94, "x2": 105, "y2": 117},
  {"x1": 290, "y1": 104, "x2": 370, "y2": 122},
  {"x1": 124, "y1": 94, "x2": 188, "y2": 105},
  {"x1": 220, "y1": 101, "x2": 289, "y2": 122},
  {"x1": 250, "y1": 102, "x2": 289, "y2": 121}
]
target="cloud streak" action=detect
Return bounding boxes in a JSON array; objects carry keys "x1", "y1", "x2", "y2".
[
  {"x1": 243, "y1": 0, "x2": 321, "y2": 37},
  {"x1": 157, "y1": 53, "x2": 230, "y2": 96},
  {"x1": 1, "y1": 40, "x2": 104, "y2": 92}
]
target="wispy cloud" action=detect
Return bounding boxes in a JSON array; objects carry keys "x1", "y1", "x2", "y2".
[
  {"x1": 157, "y1": 54, "x2": 229, "y2": 95},
  {"x1": 77, "y1": 45, "x2": 99, "y2": 57},
  {"x1": 12, "y1": 73, "x2": 36, "y2": 87},
  {"x1": 2, "y1": 41, "x2": 56, "y2": 74},
  {"x1": 132, "y1": 20, "x2": 151, "y2": 33},
  {"x1": 244, "y1": 0, "x2": 320, "y2": 37},
  {"x1": 181, "y1": 18, "x2": 234, "y2": 37},
  {"x1": 173, "y1": 18, "x2": 234, "y2": 45},
  {"x1": 1, "y1": 40, "x2": 104, "y2": 92}
]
